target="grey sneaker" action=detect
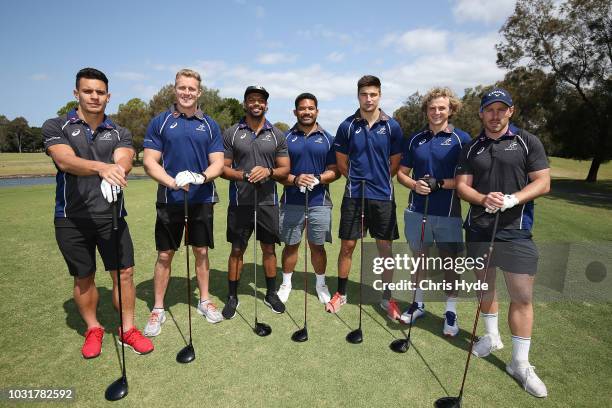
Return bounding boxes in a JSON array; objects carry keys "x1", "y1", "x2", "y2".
[
  {"x1": 144, "y1": 309, "x2": 166, "y2": 337},
  {"x1": 506, "y1": 361, "x2": 548, "y2": 398},
  {"x1": 197, "y1": 300, "x2": 223, "y2": 323},
  {"x1": 472, "y1": 333, "x2": 504, "y2": 357},
  {"x1": 315, "y1": 283, "x2": 331, "y2": 304}
]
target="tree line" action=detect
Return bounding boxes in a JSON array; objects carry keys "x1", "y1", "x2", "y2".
[{"x1": 1, "y1": 0, "x2": 609, "y2": 181}]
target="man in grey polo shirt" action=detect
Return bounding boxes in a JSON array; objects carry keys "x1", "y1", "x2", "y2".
[
  {"x1": 278, "y1": 93, "x2": 339, "y2": 304},
  {"x1": 221, "y1": 86, "x2": 290, "y2": 319}
]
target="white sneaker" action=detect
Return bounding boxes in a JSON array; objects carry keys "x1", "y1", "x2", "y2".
[
  {"x1": 277, "y1": 283, "x2": 292, "y2": 303},
  {"x1": 197, "y1": 300, "x2": 223, "y2": 323},
  {"x1": 315, "y1": 283, "x2": 331, "y2": 304},
  {"x1": 471, "y1": 333, "x2": 504, "y2": 357},
  {"x1": 506, "y1": 361, "x2": 548, "y2": 398},
  {"x1": 399, "y1": 302, "x2": 425, "y2": 324},
  {"x1": 443, "y1": 311, "x2": 459, "y2": 337},
  {"x1": 144, "y1": 309, "x2": 166, "y2": 337}
]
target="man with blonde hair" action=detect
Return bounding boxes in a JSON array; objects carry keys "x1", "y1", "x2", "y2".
[
  {"x1": 142, "y1": 69, "x2": 225, "y2": 336},
  {"x1": 396, "y1": 86, "x2": 471, "y2": 336}
]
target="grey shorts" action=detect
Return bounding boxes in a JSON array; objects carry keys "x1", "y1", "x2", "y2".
[
  {"x1": 404, "y1": 210, "x2": 464, "y2": 254},
  {"x1": 280, "y1": 204, "x2": 332, "y2": 245}
]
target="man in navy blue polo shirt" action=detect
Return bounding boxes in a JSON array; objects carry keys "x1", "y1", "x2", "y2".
[
  {"x1": 43, "y1": 68, "x2": 153, "y2": 359},
  {"x1": 278, "y1": 93, "x2": 339, "y2": 304},
  {"x1": 456, "y1": 88, "x2": 550, "y2": 397},
  {"x1": 327, "y1": 75, "x2": 403, "y2": 313},
  {"x1": 397, "y1": 87, "x2": 472, "y2": 335},
  {"x1": 221, "y1": 86, "x2": 290, "y2": 319},
  {"x1": 143, "y1": 69, "x2": 225, "y2": 335}
]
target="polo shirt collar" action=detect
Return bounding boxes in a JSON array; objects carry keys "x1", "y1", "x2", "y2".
[
  {"x1": 238, "y1": 117, "x2": 273, "y2": 132},
  {"x1": 288, "y1": 123, "x2": 325, "y2": 137},
  {"x1": 477, "y1": 123, "x2": 519, "y2": 142},
  {"x1": 170, "y1": 104, "x2": 205, "y2": 120},
  {"x1": 67, "y1": 109, "x2": 116, "y2": 130},
  {"x1": 354, "y1": 108, "x2": 390, "y2": 124},
  {"x1": 423, "y1": 123, "x2": 455, "y2": 136}
]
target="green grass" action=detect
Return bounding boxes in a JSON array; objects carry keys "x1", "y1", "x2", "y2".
[{"x1": 0, "y1": 161, "x2": 611, "y2": 407}]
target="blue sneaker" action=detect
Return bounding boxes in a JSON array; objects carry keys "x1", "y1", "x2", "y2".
[{"x1": 443, "y1": 311, "x2": 459, "y2": 337}]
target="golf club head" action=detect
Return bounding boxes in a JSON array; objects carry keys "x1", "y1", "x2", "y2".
[
  {"x1": 254, "y1": 322, "x2": 272, "y2": 337},
  {"x1": 104, "y1": 376, "x2": 128, "y2": 401},
  {"x1": 389, "y1": 338, "x2": 410, "y2": 353},
  {"x1": 291, "y1": 327, "x2": 309, "y2": 342},
  {"x1": 176, "y1": 344, "x2": 196, "y2": 364},
  {"x1": 434, "y1": 396, "x2": 461, "y2": 408},
  {"x1": 346, "y1": 328, "x2": 363, "y2": 344}
]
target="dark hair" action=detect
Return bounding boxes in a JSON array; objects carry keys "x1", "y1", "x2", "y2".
[
  {"x1": 357, "y1": 75, "x2": 381, "y2": 91},
  {"x1": 76, "y1": 68, "x2": 109, "y2": 90},
  {"x1": 294, "y1": 92, "x2": 318, "y2": 109}
]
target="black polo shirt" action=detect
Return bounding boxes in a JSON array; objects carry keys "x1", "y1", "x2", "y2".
[
  {"x1": 223, "y1": 118, "x2": 288, "y2": 206},
  {"x1": 42, "y1": 109, "x2": 133, "y2": 219},
  {"x1": 455, "y1": 124, "x2": 548, "y2": 231}
]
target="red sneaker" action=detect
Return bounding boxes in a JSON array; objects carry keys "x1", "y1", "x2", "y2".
[
  {"x1": 387, "y1": 299, "x2": 401, "y2": 320},
  {"x1": 82, "y1": 327, "x2": 104, "y2": 359},
  {"x1": 325, "y1": 292, "x2": 347, "y2": 314},
  {"x1": 119, "y1": 327, "x2": 154, "y2": 355}
]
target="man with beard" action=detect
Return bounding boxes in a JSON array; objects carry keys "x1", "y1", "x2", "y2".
[
  {"x1": 277, "y1": 93, "x2": 339, "y2": 304},
  {"x1": 221, "y1": 86, "x2": 290, "y2": 319},
  {"x1": 456, "y1": 88, "x2": 550, "y2": 397}
]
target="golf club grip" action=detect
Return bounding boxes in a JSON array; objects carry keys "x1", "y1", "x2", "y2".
[{"x1": 112, "y1": 200, "x2": 118, "y2": 231}]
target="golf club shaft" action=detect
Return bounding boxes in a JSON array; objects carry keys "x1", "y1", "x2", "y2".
[
  {"x1": 184, "y1": 190, "x2": 193, "y2": 345},
  {"x1": 457, "y1": 211, "x2": 500, "y2": 399},
  {"x1": 405, "y1": 194, "x2": 429, "y2": 341},
  {"x1": 113, "y1": 198, "x2": 126, "y2": 378},
  {"x1": 254, "y1": 187, "x2": 258, "y2": 321},
  {"x1": 358, "y1": 180, "x2": 365, "y2": 329},
  {"x1": 303, "y1": 190, "x2": 309, "y2": 327}
]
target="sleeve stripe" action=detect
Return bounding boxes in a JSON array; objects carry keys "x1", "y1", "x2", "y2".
[{"x1": 159, "y1": 113, "x2": 172, "y2": 133}]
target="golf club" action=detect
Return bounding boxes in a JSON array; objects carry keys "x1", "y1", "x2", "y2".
[
  {"x1": 291, "y1": 189, "x2": 309, "y2": 342},
  {"x1": 390, "y1": 189, "x2": 430, "y2": 353},
  {"x1": 346, "y1": 180, "x2": 366, "y2": 344},
  {"x1": 176, "y1": 190, "x2": 196, "y2": 363},
  {"x1": 253, "y1": 186, "x2": 272, "y2": 337},
  {"x1": 434, "y1": 211, "x2": 501, "y2": 408},
  {"x1": 105, "y1": 194, "x2": 128, "y2": 401}
]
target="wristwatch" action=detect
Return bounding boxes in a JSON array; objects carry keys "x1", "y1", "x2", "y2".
[{"x1": 315, "y1": 174, "x2": 321, "y2": 182}]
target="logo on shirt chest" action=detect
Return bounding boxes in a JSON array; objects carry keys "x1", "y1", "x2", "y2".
[
  {"x1": 441, "y1": 137, "x2": 452, "y2": 146},
  {"x1": 170, "y1": 122, "x2": 178, "y2": 129},
  {"x1": 476, "y1": 146, "x2": 486, "y2": 155},
  {"x1": 376, "y1": 127, "x2": 387, "y2": 135},
  {"x1": 355, "y1": 127, "x2": 362, "y2": 134},
  {"x1": 418, "y1": 138, "x2": 427, "y2": 146},
  {"x1": 314, "y1": 137, "x2": 323, "y2": 143},
  {"x1": 99, "y1": 132, "x2": 112, "y2": 141},
  {"x1": 71, "y1": 129, "x2": 81, "y2": 137},
  {"x1": 291, "y1": 136, "x2": 298, "y2": 142},
  {"x1": 195, "y1": 124, "x2": 206, "y2": 132},
  {"x1": 262, "y1": 134, "x2": 272, "y2": 142},
  {"x1": 504, "y1": 141, "x2": 518, "y2": 151}
]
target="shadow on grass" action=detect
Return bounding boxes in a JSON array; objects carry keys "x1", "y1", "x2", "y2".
[{"x1": 547, "y1": 179, "x2": 612, "y2": 210}]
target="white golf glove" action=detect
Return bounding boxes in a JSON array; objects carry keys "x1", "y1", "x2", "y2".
[
  {"x1": 485, "y1": 206, "x2": 499, "y2": 214},
  {"x1": 175, "y1": 171, "x2": 205, "y2": 188},
  {"x1": 100, "y1": 179, "x2": 121, "y2": 203},
  {"x1": 299, "y1": 186, "x2": 307, "y2": 193},
  {"x1": 501, "y1": 194, "x2": 519, "y2": 212},
  {"x1": 307, "y1": 177, "x2": 321, "y2": 191}
]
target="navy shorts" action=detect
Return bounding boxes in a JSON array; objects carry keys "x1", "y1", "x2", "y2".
[{"x1": 466, "y1": 227, "x2": 538, "y2": 275}]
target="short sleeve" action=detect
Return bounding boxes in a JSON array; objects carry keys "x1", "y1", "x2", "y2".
[
  {"x1": 42, "y1": 118, "x2": 69, "y2": 154},
  {"x1": 334, "y1": 122, "x2": 349, "y2": 155},
  {"x1": 525, "y1": 133, "x2": 549, "y2": 172},
  {"x1": 143, "y1": 116, "x2": 163, "y2": 151},
  {"x1": 455, "y1": 143, "x2": 474, "y2": 176},
  {"x1": 116, "y1": 127, "x2": 133, "y2": 149},
  {"x1": 325, "y1": 133, "x2": 336, "y2": 166},
  {"x1": 389, "y1": 121, "x2": 403, "y2": 156},
  {"x1": 207, "y1": 118, "x2": 224, "y2": 154},
  {"x1": 223, "y1": 126, "x2": 235, "y2": 159},
  {"x1": 275, "y1": 129, "x2": 288, "y2": 157}
]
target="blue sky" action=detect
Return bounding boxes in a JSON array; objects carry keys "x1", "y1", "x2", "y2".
[{"x1": 0, "y1": 0, "x2": 516, "y2": 130}]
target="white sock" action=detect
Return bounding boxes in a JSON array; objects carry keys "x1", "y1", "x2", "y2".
[
  {"x1": 315, "y1": 273, "x2": 326, "y2": 286},
  {"x1": 415, "y1": 288, "x2": 424, "y2": 306},
  {"x1": 152, "y1": 307, "x2": 164, "y2": 311},
  {"x1": 482, "y1": 313, "x2": 499, "y2": 338},
  {"x1": 199, "y1": 299, "x2": 209, "y2": 305},
  {"x1": 445, "y1": 296, "x2": 457, "y2": 314},
  {"x1": 282, "y1": 272, "x2": 293, "y2": 286},
  {"x1": 511, "y1": 335, "x2": 531, "y2": 365}
]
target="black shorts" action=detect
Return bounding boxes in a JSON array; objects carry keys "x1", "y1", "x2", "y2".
[
  {"x1": 55, "y1": 218, "x2": 135, "y2": 278},
  {"x1": 227, "y1": 205, "x2": 280, "y2": 249},
  {"x1": 466, "y1": 227, "x2": 538, "y2": 275},
  {"x1": 339, "y1": 197, "x2": 399, "y2": 241},
  {"x1": 155, "y1": 203, "x2": 214, "y2": 251}
]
